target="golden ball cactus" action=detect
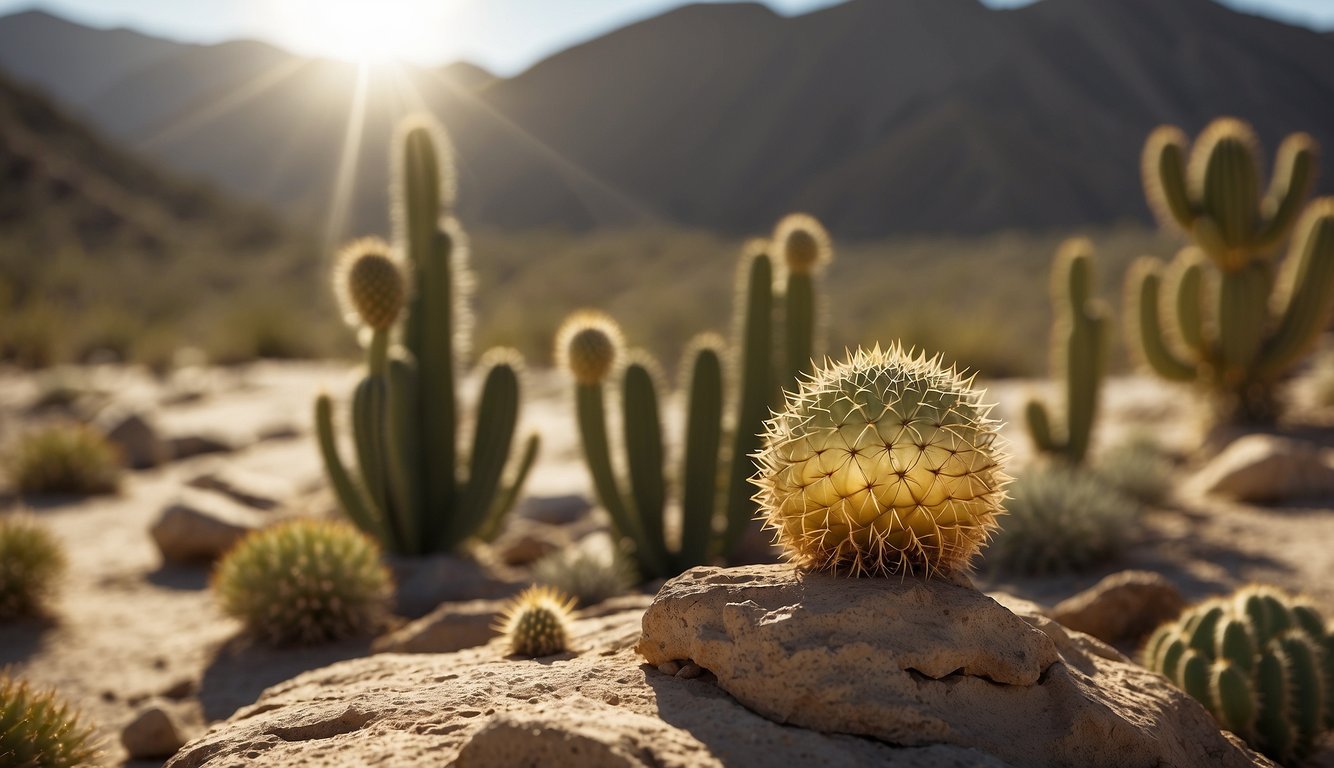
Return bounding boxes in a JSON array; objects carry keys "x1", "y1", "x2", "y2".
[
  {"x1": 498, "y1": 585, "x2": 576, "y2": 657},
  {"x1": 753, "y1": 345, "x2": 1008, "y2": 577},
  {"x1": 334, "y1": 237, "x2": 407, "y2": 332}
]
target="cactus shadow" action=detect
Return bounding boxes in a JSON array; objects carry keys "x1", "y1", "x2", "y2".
[
  {"x1": 144, "y1": 562, "x2": 211, "y2": 591},
  {"x1": 198, "y1": 635, "x2": 374, "y2": 721},
  {"x1": 0, "y1": 616, "x2": 57, "y2": 666}
]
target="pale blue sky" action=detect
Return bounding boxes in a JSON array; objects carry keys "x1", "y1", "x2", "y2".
[{"x1": 0, "y1": 0, "x2": 1330, "y2": 74}]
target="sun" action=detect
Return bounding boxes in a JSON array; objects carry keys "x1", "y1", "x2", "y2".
[{"x1": 266, "y1": 0, "x2": 452, "y2": 65}]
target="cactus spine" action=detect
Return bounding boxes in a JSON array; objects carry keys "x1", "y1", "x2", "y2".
[
  {"x1": 1025, "y1": 239, "x2": 1107, "y2": 464},
  {"x1": 561, "y1": 216, "x2": 832, "y2": 578},
  {"x1": 1131, "y1": 118, "x2": 1334, "y2": 424},
  {"x1": 316, "y1": 116, "x2": 539, "y2": 555},
  {"x1": 1144, "y1": 586, "x2": 1333, "y2": 764},
  {"x1": 498, "y1": 585, "x2": 576, "y2": 657}
]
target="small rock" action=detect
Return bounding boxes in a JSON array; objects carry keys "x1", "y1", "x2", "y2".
[
  {"x1": 389, "y1": 553, "x2": 526, "y2": 618},
  {"x1": 675, "y1": 663, "x2": 703, "y2": 680},
  {"x1": 492, "y1": 517, "x2": 569, "y2": 566},
  {"x1": 149, "y1": 490, "x2": 264, "y2": 563},
  {"x1": 167, "y1": 433, "x2": 235, "y2": 461},
  {"x1": 1050, "y1": 570, "x2": 1186, "y2": 646},
  {"x1": 656, "y1": 661, "x2": 681, "y2": 676},
  {"x1": 514, "y1": 495, "x2": 592, "y2": 526},
  {"x1": 187, "y1": 466, "x2": 307, "y2": 510},
  {"x1": 121, "y1": 702, "x2": 186, "y2": 759},
  {"x1": 373, "y1": 599, "x2": 508, "y2": 654},
  {"x1": 99, "y1": 409, "x2": 167, "y2": 469},
  {"x1": 1191, "y1": 434, "x2": 1334, "y2": 503},
  {"x1": 160, "y1": 678, "x2": 196, "y2": 700},
  {"x1": 257, "y1": 423, "x2": 300, "y2": 442}
]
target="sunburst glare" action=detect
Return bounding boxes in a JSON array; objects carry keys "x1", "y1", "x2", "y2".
[{"x1": 263, "y1": 0, "x2": 457, "y2": 65}]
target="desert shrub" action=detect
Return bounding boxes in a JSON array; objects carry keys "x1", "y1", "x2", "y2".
[
  {"x1": 531, "y1": 537, "x2": 633, "y2": 608},
  {"x1": 0, "y1": 515, "x2": 66, "y2": 621},
  {"x1": 212, "y1": 519, "x2": 393, "y2": 646},
  {"x1": 1093, "y1": 434, "x2": 1174, "y2": 507},
  {"x1": 8, "y1": 423, "x2": 122, "y2": 495},
  {"x1": 0, "y1": 673, "x2": 99, "y2": 767},
  {"x1": 988, "y1": 466, "x2": 1139, "y2": 576}
]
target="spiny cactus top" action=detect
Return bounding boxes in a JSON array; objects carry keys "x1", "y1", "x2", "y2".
[
  {"x1": 334, "y1": 237, "x2": 407, "y2": 332},
  {"x1": 556, "y1": 310, "x2": 623, "y2": 385},
  {"x1": 498, "y1": 585, "x2": 577, "y2": 657},
  {"x1": 0, "y1": 673, "x2": 100, "y2": 768},
  {"x1": 773, "y1": 212, "x2": 833, "y2": 275},
  {"x1": 753, "y1": 344, "x2": 1008, "y2": 578},
  {"x1": 1143, "y1": 585, "x2": 1333, "y2": 764}
]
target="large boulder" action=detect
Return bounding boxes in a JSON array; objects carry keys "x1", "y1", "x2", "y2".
[
  {"x1": 1191, "y1": 434, "x2": 1334, "y2": 503},
  {"x1": 637, "y1": 565, "x2": 1266, "y2": 768}
]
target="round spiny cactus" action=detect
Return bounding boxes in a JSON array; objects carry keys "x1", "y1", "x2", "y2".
[
  {"x1": 1144, "y1": 585, "x2": 1333, "y2": 765},
  {"x1": 0, "y1": 515, "x2": 66, "y2": 621},
  {"x1": 556, "y1": 311, "x2": 623, "y2": 385},
  {"x1": 773, "y1": 212, "x2": 833, "y2": 275},
  {"x1": 753, "y1": 344, "x2": 1008, "y2": 578},
  {"x1": 333, "y1": 237, "x2": 407, "y2": 332},
  {"x1": 0, "y1": 673, "x2": 99, "y2": 767},
  {"x1": 212, "y1": 519, "x2": 392, "y2": 646},
  {"x1": 498, "y1": 585, "x2": 576, "y2": 657}
]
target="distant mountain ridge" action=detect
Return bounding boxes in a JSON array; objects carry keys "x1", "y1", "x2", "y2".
[{"x1": 1, "y1": 1, "x2": 1331, "y2": 238}]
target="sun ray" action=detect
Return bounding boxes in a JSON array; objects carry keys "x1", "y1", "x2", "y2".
[
  {"x1": 137, "y1": 57, "x2": 310, "y2": 151},
  {"x1": 324, "y1": 62, "x2": 372, "y2": 252}
]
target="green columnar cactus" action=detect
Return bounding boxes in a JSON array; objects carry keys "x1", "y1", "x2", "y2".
[
  {"x1": 1025, "y1": 239, "x2": 1108, "y2": 464},
  {"x1": 315, "y1": 116, "x2": 540, "y2": 555},
  {"x1": 558, "y1": 311, "x2": 723, "y2": 579},
  {"x1": 1131, "y1": 117, "x2": 1334, "y2": 424},
  {"x1": 498, "y1": 585, "x2": 576, "y2": 657},
  {"x1": 1144, "y1": 585, "x2": 1333, "y2": 764},
  {"x1": 752, "y1": 345, "x2": 1009, "y2": 577},
  {"x1": 0, "y1": 673, "x2": 99, "y2": 767},
  {"x1": 774, "y1": 213, "x2": 834, "y2": 387}
]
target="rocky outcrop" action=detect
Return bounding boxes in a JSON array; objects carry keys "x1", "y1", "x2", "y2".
[{"x1": 1049, "y1": 570, "x2": 1186, "y2": 646}]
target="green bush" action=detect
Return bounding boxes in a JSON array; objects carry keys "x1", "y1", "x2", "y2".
[
  {"x1": 1093, "y1": 434, "x2": 1174, "y2": 507},
  {"x1": 988, "y1": 466, "x2": 1139, "y2": 576},
  {"x1": 531, "y1": 538, "x2": 633, "y2": 608},
  {"x1": 0, "y1": 673, "x2": 99, "y2": 767},
  {"x1": 0, "y1": 515, "x2": 66, "y2": 621},
  {"x1": 212, "y1": 519, "x2": 393, "y2": 646},
  {"x1": 8, "y1": 423, "x2": 122, "y2": 496}
]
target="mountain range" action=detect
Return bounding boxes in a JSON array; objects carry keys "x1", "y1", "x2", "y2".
[{"x1": 1, "y1": 0, "x2": 1332, "y2": 239}]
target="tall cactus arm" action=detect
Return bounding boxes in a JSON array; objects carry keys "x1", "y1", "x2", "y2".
[
  {"x1": 1064, "y1": 302, "x2": 1107, "y2": 464},
  {"x1": 1024, "y1": 399, "x2": 1059, "y2": 455},
  {"x1": 1258, "y1": 133, "x2": 1319, "y2": 249},
  {"x1": 1259, "y1": 202, "x2": 1334, "y2": 377},
  {"x1": 315, "y1": 393, "x2": 389, "y2": 545},
  {"x1": 351, "y1": 375, "x2": 391, "y2": 523},
  {"x1": 384, "y1": 357, "x2": 420, "y2": 554},
  {"x1": 574, "y1": 383, "x2": 650, "y2": 565},
  {"x1": 1168, "y1": 249, "x2": 1208, "y2": 356},
  {"x1": 622, "y1": 359, "x2": 671, "y2": 576},
  {"x1": 679, "y1": 342, "x2": 724, "y2": 569},
  {"x1": 1143, "y1": 126, "x2": 1196, "y2": 231},
  {"x1": 1216, "y1": 262, "x2": 1272, "y2": 379},
  {"x1": 415, "y1": 228, "x2": 459, "y2": 547},
  {"x1": 1189, "y1": 119, "x2": 1261, "y2": 251},
  {"x1": 784, "y1": 272, "x2": 816, "y2": 389},
  {"x1": 723, "y1": 250, "x2": 775, "y2": 556},
  {"x1": 1128, "y1": 258, "x2": 1198, "y2": 382},
  {"x1": 477, "y1": 432, "x2": 540, "y2": 543},
  {"x1": 453, "y1": 357, "x2": 521, "y2": 549}
]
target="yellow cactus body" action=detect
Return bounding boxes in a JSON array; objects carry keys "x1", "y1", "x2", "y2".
[
  {"x1": 498, "y1": 585, "x2": 577, "y2": 657},
  {"x1": 754, "y1": 345, "x2": 1008, "y2": 577}
]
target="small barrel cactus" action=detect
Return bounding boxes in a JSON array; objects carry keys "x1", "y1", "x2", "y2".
[
  {"x1": 498, "y1": 585, "x2": 576, "y2": 657},
  {"x1": 1144, "y1": 585, "x2": 1333, "y2": 764},
  {"x1": 0, "y1": 673, "x2": 99, "y2": 767},
  {"x1": 212, "y1": 519, "x2": 393, "y2": 646},
  {"x1": 753, "y1": 344, "x2": 1009, "y2": 577},
  {"x1": 0, "y1": 514, "x2": 66, "y2": 621},
  {"x1": 333, "y1": 237, "x2": 407, "y2": 334}
]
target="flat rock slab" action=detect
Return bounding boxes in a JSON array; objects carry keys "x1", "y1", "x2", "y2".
[
  {"x1": 167, "y1": 608, "x2": 1009, "y2": 767},
  {"x1": 1191, "y1": 434, "x2": 1334, "y2": 503},
  {"x1": 638, "y1": 565, "x2": 1267, "y2": 768}
]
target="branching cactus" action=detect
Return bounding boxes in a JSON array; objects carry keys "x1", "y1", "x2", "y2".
[
  {"x1": 315, "y1": 116, "x2": 540, "y2": 555},
  {"x1": 1144, "y1": 585, "x2": 1334, "y2": 764},
  {"x1": 1131, "y1": 117, "x2": 1334, "y2": 424},
  {"x1": 1025, "y1": 239, "x2": 1108, "y2": 464},
  {"x1": 557, "y1": 312, "x2": 723, "y2": 579},
  {"x1": 753, "y1": 344, "x2": 1009, "y2": 578}
]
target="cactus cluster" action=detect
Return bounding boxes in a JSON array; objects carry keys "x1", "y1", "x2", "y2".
[
  {"x1": 9, "y1": 422, "x2": 122, "y2": 496},
  {"x1": 1131, "y1": 118, "x2": 1334, "y2": 424},
  {"x1": 0, "y1": 673, "x2": 99, "y2": 768},
  {"x1": 212, "y1": 519, "x2": 392, "y2": 646},
  {"x1": 1025, "y1": 239, "x2": 1108, "y2": 464},
  {"x1": 316, "y1": 116, "x2": 540, "y2": 555},
  {"x1": 0, "y1": 514, "x2": 66, "y2": 621},
  {"x1": 559, "y1": 215, "x2": 833, "y2": 579},
  {"x1": 498, "y1": 585, "x2": 576, "y2": 657},
  {"x1": 1144, "y1": 586, "x2": 1334, "y2": 764},
  {"x1": 752, "y1": 345, "x2": 1008, "y2": 578}
]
